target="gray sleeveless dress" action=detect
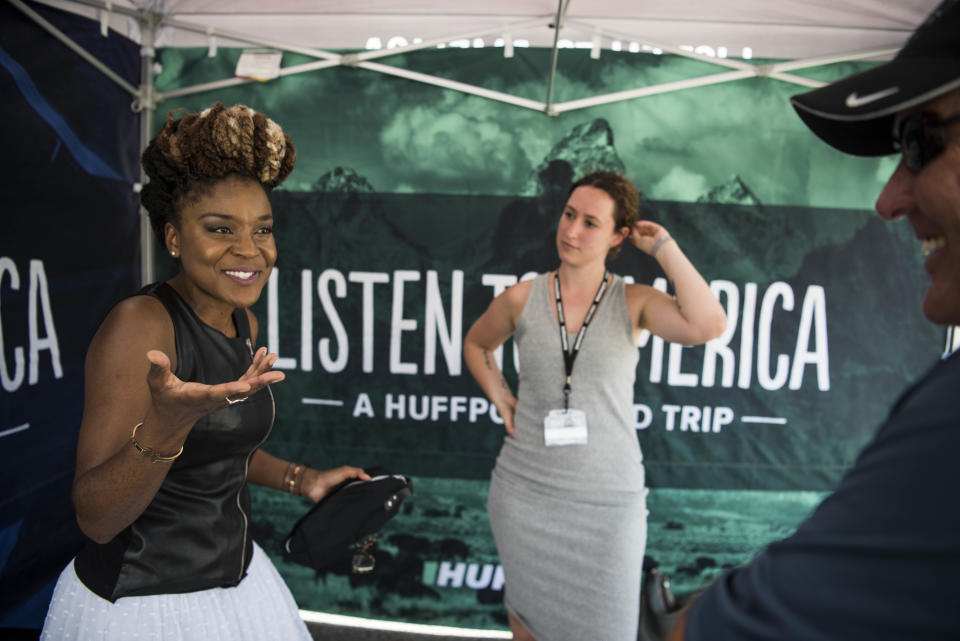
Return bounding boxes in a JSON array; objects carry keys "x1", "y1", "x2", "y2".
[{"x1": 487, "y1": 273, "x2": 647, "y2": 641}]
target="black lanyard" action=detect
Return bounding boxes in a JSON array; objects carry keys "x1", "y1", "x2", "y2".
[{"x1": 554, "y1": 270, "x2": 608, "y2": 409}]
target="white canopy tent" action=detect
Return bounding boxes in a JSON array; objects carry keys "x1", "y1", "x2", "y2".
[
  {"x1": 9, "y1": 0, "x2": 940, "y2": 281},
  {"x1": 17, "y1": 0, "x2": 941, "y2": 114},
  {"x1": 6, "y1": 3, "x2": 957, "y2": 633}
]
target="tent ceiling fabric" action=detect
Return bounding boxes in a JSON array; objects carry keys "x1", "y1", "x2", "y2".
[
  {"x1": 37, "y1": 0, "x2": 938, "y2": 59},
  {"x1": 15, "y1": 0, "x2": 941, "y2": 282}
]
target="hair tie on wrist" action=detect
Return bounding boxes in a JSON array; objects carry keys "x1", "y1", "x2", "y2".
[{"x1": 650, "y1": 236, "x2": 674, "y2": 259}]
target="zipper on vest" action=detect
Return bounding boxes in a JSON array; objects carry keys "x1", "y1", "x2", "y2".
[{"x1": 237, "y1": 337, "x2": 277, "y2": 581}]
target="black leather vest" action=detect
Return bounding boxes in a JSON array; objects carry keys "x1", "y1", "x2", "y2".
[{"x1": 74, "y1": 283, "x2": 275, "y2": 601}]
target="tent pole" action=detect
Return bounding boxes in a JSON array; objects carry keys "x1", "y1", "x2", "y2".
[
  {"x1": 9, "y1": 0, "x2": 138, "y2": 97},
  {"x1": 552, "y1": 69, "x2": 756, "y2": 113},
  {"x1": 355, "y1": 61, "x2": 545, "y2": 112},
  {"x1": 156, "y1": 16, "x2": 552, "y2": 102},
  {"x1": 766, "y1": 72, "x2": 825, "y2": 89},
  {"x1": 157, "y1": 58, "x2": 342, "y2": 101},
  {"x1": 353, "y1": 18, "x2": 551, "y2": 63},
  {"x1": 543, "y1": 0, "x2": 568, "y2": 116},
  {"x1": 768, "y1": 48, "x2": 898, "y2": 73},
  {"x1": 138, "y1": 12, "x2": 158, "y2": 287}
]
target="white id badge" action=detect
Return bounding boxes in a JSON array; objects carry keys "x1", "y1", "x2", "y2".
[{"x1": 543, "y1": 408, "x2": 588, "y2": 446}]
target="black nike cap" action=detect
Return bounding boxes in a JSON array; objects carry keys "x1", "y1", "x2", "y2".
[{"x1": 791, "y1": 0, "x2": 960, "y2": 156}]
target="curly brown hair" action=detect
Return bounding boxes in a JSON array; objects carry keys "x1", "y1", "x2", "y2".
[
  {"x1": 568, "y1": 171, "x2": 641, "y2": 259},
  {"x1": 140, "y1": 103, "x2": 296, "y2": 246}
]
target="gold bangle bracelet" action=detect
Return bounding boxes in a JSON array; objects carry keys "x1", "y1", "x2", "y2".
[
  {"x1": 130, "y1": 422, "x2": 184, "y2": 463},
  {"x1": 284, "y1": 463, "x2": 297, "y2": 494},
  {"x1": 282, "y1": 462, "x2": 309, "y2": 495},
  {"x1": 294, "y1": 463, "x2": 309, "y2": 496}
]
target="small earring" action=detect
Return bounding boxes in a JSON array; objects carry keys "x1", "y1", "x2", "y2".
[{"x1": 170, "y1": 251, "x2": 177, "y2": 257}]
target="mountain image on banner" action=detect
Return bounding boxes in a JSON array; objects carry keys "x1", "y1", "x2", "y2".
[
  {"x1": 291, "y1": 166, "x2": 430, "y2": 269},
  {"x1": 487, "y1": 118, "x2": 628, "y2": 272},
  {"x1": 697, "y1": 174, "x2": 763, "y2": 207},
  {"x1": 522, "y1": 118, "x2": 625, "y2": 196},
  {"x1": 281, "y1": 117, "x2": 633, "y2": 278},
  {"x1": 314, "y1": 166, "x2": 376, "y2": 193}
]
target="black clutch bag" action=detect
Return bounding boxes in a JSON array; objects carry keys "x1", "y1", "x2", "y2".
[{"x1": 282, "y1": 468, "x2": 413, "y2": 574}]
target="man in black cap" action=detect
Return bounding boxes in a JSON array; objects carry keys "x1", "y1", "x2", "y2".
[{"x1": 669, "y1": 1, "x2": 960, "y2": 639}]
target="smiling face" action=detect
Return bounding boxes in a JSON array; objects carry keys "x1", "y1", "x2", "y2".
[
  {"x1": 876, "y1": 88, "x2": 960, "y2": 325},
  {"x1": 556, "y1": 185, "x2": 628, "y2": 267},
  {"x1": 164, "y1": 175, "x2": 276, "y2": 327}
]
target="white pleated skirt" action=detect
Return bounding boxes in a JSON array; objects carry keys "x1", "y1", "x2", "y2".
[{"x1": 40, "y1": 542, "x2": 312, "y2": 641}]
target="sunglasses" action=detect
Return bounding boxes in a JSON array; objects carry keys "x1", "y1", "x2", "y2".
[{"x1": 893, "y1": 112, "x2": 960, "y2": 172}]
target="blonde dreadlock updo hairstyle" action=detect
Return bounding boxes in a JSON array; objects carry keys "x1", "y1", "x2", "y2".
[{"x1": 140, "y1": 103, "x2": 296, "y2": 245}]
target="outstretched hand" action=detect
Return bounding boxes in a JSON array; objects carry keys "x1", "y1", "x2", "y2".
[
  {"x1": 145, "y1": 347, "x2": 285, "y2": 429},
  {"x1": 628, "y1": 220, "x2": 670, "y2": 255}
]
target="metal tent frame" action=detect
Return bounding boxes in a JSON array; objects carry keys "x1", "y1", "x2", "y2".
[{"x1": 9, "y1": 0, "x2": 929, "y2": 282}]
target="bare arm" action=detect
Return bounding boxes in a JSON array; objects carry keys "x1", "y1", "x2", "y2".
[
  {"x1": 73, "y1": 298, "x2": 284, "y2": 543},
  {"x1": 246, "y1": 450, "x2": 370, "y2": 502},
  {"x1": 463, "y1": 282, "x2": 530, "y2": 436},
  {"x1": 242, "y1": 311, "x2": 370, "y2": 501},
  {"x1": 627, "y1": 221, "x2": 726, "y2": 345}
]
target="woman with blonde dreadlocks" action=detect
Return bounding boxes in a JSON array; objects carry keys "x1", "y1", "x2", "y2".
[{"x1": 40, "y1": 103, "x2": 369, "y2": 640}]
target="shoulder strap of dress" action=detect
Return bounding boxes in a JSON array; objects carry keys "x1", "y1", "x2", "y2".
[
  {"x1": 232, "y1": 308, "x2": 252, "y2": 341},
  {"x1": 140, "y1": 281, "x2": 177, "y2": 317}
]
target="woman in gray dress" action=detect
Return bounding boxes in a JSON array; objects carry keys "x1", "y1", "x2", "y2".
[{"x1": 464, "y1": 171, "x2": 726, "y2": 641}]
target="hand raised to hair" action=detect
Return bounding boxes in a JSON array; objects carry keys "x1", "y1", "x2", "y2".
[
  {"x1": 144, "y1": 347, "x2": 285, "y2": 430},
  {"x1": 629, "y1": 220, "x2": 671, "y2": 255},
  {"x1": 300, "y1": 466, "x2": 373, "y2": 503}
]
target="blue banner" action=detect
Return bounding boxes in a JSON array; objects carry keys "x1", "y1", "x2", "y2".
[{"x1": 0, "y1": 1, "x2": 140, "y2": 629}]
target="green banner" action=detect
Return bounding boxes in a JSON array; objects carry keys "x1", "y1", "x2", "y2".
[{"x1": 154, "y1": 46, "x2": 942, "y2": 628}]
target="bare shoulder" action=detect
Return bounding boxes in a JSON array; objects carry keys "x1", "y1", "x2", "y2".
[
  {"x1": 503, "y1": 280, "x2": 533, "y2": 309},
  {"x1": 88, "y1": 294, "x2": 175, "y2": 370},
  {"x1": 76, "y1": 294, "x2": 177, "y2": 477},
  {"x1": 466, "y1": 277, "x2": 536, "y2": 347},
  {"x1": 96, "y1": 294, "x2": 172, "y2": 340},
  {"x1": 502, "y1": 278, "x2": 534, "y2": 315},
  {"x1": 106, "y1": 293, "x2": 168, "y2": 323}
]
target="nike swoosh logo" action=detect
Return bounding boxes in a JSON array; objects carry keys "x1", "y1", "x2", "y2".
[{"x1": 845, "y1": 87, "x2": 899, "y2": 108}]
